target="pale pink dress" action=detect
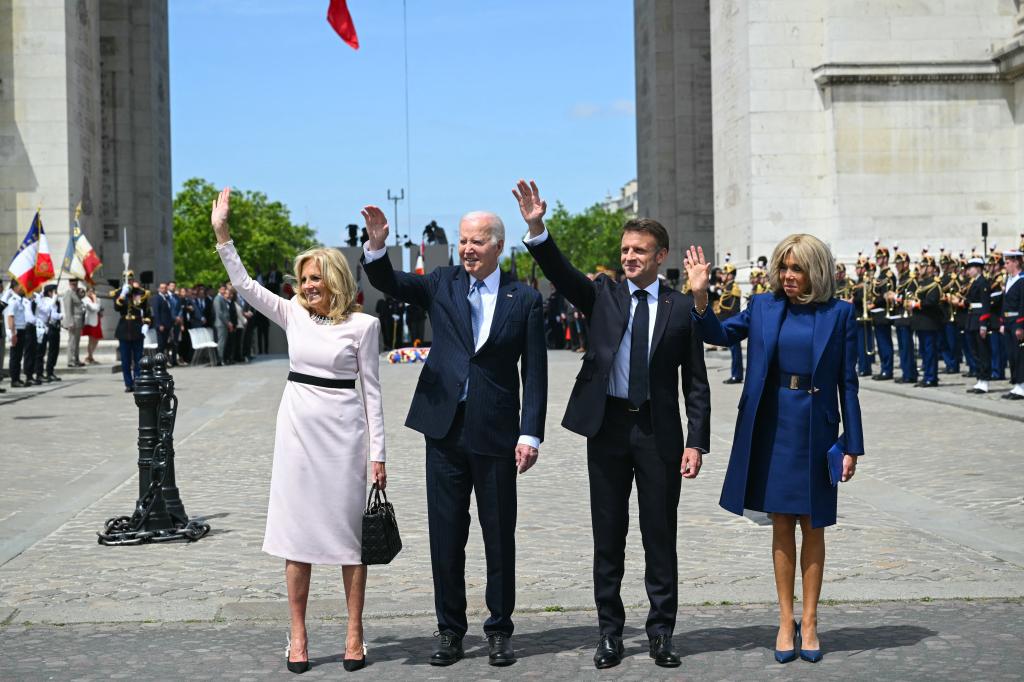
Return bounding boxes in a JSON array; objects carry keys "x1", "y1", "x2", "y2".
[{"x1": 217, "y1": 241, "x2": 386, "y2": 565}]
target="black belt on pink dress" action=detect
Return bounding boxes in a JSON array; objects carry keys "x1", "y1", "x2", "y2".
[{"x1": 287, "y1": 371, "x2": 355, "y2": 389}]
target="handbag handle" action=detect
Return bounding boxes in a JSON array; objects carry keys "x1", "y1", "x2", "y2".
[{"x1": 365, "y1": 481, "x2": 390, "y2": 512}]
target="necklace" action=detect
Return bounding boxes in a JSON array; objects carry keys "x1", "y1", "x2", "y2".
[{"x1": 309, "y1": 311, "x2": 335, "y2": 326}]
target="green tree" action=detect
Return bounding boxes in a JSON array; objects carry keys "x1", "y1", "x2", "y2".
[
  {"x1": 173, "y1": 177, "x2": 320, "y2": 285},
  {"x1": 502, "y1": 202, "x2": 626, "y2": 279}
]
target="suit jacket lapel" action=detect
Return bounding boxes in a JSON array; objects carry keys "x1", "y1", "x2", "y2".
[
  {"x1": 650, "y1": 283, "x2": 674, "y2": 354},
  {"x1": 812, "y1": 301, "x2": 839, "y2": 379},
  {"x1": 449, "y1": 269, "x2": 475, "y2": 351},
  {"x1": 481, "y1": 273, "x2": 516, "y2": 353},
  {"x1": 761, "y1": 294, "x2": 786, "y2": 363}
]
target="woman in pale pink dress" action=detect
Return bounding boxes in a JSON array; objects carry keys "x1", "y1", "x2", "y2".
[{"x1": 211, "y1": 188, "x2": 386, "y2": 673}]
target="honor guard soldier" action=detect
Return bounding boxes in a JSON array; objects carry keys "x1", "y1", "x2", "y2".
[
  {"x1": 871, "y1": 243, "x2": 897, "y2": 380},
  {"x1": 1000, "y1": 249, "x2": 1024, "y2": 400},
  {"x1": 834, "y1": 262, "x2": 852, "y2": 300},
  {"x1": 748, "y1": 266, "x2": 769, "y2": 299},
  {"x1": 852, "y1": 255, "x2": 876, "y2": 377},
  {"x1": 714, "y1": 255, "x2": 744, "y2": 383},
  {"x1": 112, "y1": 271, "x2": 152, "y2": 393},
  {"x1": 890, "y1": 250, "x2": 918, "y2": 384},
  {"x1": 964, "y1": 256, "x2": 992, "y2": 394},
  {"x1": 937, "y1": 250, "x2": 963, "y2": 374},
  {"x1": 909, "y1": 254, "x2": 943, "y2": 387},
  {"x1": 987, "y1": 250, "x2": 1007, "y2": 381},
  {"x1": 956, "y1": 252, "x2": 978, "y2": 379}
]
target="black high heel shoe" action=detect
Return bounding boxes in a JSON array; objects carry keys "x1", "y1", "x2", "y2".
[
  {"x1": 343, "y1": 642, "x2": 367, "y2": 672},
  {"x1": 286, "y1": 637, "x2": 311, "y2": 674}
]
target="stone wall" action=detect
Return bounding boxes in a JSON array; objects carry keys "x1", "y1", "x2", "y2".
[{"x1": 634, "y1": 0, "x2": 714, "y2": 273}]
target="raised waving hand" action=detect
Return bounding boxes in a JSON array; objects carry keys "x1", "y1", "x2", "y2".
[
  {"x1": 361, "y1": 205, "x2": 390, "y2": 251},
  {"x1": 683, "y1": 245, "x2": 712, "y2": 294},
  {"x1": 211, "y1": 187, "x2": 232, "y2": 245},
  {"x1": 512, "y1": 179, "x2": 548, "y2": 237}
]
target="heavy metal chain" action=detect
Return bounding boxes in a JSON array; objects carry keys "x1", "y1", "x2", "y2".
[{"x1": 97, "y1": 386, "x2": 210, "y2": 546}]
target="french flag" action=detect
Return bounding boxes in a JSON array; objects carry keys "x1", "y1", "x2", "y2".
[{"x1": 8, "y1": 211, "x2": 55, "y2": 295}]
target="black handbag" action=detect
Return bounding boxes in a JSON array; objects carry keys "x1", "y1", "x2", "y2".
[{"x1": 361, "y1": 483, "x2": 402, "y2": 565}]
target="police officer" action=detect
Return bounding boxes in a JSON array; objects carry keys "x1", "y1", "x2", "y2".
[
  {"x1": 1000, "y1": 249, "x2": 1024, "y2": 400},
  {"x1": 909, "y1": 254, "x2": 943, "y2": 387},
  {"x1": 112, "y1": 273, "x2": 152, "y2": 393},
  {"x1": 714, "y1": 256, "x2": 743, "y2": 384},
  {"x1": 871, "y1": 245, "x2": 897, "y2": 380}
]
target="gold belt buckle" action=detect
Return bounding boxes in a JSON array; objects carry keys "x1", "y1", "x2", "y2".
[
  {"x1": 628, "y1": 405, "x2": 640, "y2": 413},
  {"x1": 789, "y1": 375, "x2": 800, "y2": 390}
]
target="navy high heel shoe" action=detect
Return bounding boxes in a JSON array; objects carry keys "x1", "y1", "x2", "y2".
[
  {"x1": 774, "y1": 620, "x2": 798, "y2": 664},
  {"x1": 799, "y1": 621, "x2": 823, "y2": 663}
]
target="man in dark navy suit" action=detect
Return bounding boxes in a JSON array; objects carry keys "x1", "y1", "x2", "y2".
[
  {"x1": 515, "y1": 180, "x2": 710, "y2": 671},
  {"x1": 361, "y1": 205, "x2": 547, "y2": 668}
]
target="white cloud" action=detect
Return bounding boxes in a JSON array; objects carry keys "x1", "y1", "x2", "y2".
[{"x1": 569, "y1": 100, "x2": 635, "y2": 119}]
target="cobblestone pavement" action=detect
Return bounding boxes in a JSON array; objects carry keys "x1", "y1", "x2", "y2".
[
  {"x1": 0, "y1": 351, "x2": 1022, "y2": 629},
  {"x1": 0, "y1": 600, "x2": 1021, "y2": 681}
]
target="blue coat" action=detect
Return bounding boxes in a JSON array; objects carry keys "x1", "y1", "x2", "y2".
[
  {"x1": 362, "y1": 255, "x2": 547, "y2": 457},
  {"x1": 692, "y1": 293, "x2": 865, "y2": 528}
]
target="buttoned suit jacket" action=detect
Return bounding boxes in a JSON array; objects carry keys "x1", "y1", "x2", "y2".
[
  {"x1": 524, "y1": 234, "x2": 711, "y2": 459},
  {"x1": 362, "y1": 254, "x2": 547, "y2": 456}
]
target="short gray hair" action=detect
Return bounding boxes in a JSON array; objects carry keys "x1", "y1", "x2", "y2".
[
  {"x1": 460, "y1": 211, "x2": 505, "y2": 245},
  {"x1": 767, "y1": 233, "x2": 837, "y2": 304}
]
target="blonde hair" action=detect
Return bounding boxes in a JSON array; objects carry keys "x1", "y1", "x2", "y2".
[
  {"x1": 292, "y1": 247, "x2": 361, "y2": 323},
  {"x1": 767, "y1": 234, "x2": 836, "y2": 304}
]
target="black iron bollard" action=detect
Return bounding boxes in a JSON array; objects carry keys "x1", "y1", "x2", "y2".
[
  {"x1": 152, "y1": 354, "x2": 187, "y2": 524},
  {"x1": 97, "y1": 353, "x2": 210, "y2": 545},
  {"x1": 134, "y1": 355, "x2": 173, "y2": 532}
]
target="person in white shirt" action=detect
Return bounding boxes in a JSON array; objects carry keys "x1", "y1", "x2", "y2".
[
  {"x1": 3, "y1": 281, "x2": 36, "y2": 387},
  {"x1": 33, "y1": 284, "x2": 63, "y2": 383}
]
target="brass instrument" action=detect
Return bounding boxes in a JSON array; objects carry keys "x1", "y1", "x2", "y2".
[{"x1": 940, "y1": 276, "x2": 962, "y2": 323}]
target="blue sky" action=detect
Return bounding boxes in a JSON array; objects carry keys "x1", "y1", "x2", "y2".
[{"x1": 168, "y1": 0, "x2": 637, "y2": 252}]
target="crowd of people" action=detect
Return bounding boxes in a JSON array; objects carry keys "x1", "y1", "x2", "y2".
[
  {"x1": 0, "y1": 270, "x2": 289, "y2": 393},
  {"x1": 537, "y1": 237, "x2": 1024, "y2": 404}
]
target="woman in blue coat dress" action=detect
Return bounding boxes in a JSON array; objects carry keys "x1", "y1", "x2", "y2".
[{"x1": 684, "y1": 234, "x2": 865, "y2": 663}]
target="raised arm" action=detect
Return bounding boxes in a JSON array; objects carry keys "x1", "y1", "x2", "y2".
[
  {"x1": 515, "y1": 179, "x2": 598, "y2": 315},
  {"x1": 360, "y1": 205, "x2": 435, "y2": 309},
  {"x1": 684, "y1": 244, "x2": 750, "y2": 346},
  {"x1": 210, "y1": 187, "x2": 289, "y2": 328}
]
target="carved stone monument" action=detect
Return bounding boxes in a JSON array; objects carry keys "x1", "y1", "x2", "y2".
[{"x1": 0, "y1": 0, "x2": 172, "y2": 285}]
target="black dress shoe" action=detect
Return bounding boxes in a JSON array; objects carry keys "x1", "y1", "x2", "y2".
[
  {"x1": 1004, "y1": 393, "x2": 1024, "y2": 401},
  {"x1": 722, "y1": 377, "x2": 743, "y2": 384},
  {"x1": 593, "y1": 634, "x2": 624, "y2": 669},
  {"x1": 962, "y1": 371, "x2": 976, "y2": 378},
  {"x1": 430, "y1": 633, "x2": 464, "y2": 666},
  {"x1": 649, "y1": 634, "x2": 681, "y2": 668},
  {"x1": 0, "y1": 386, "x2": 6, "y2": 393},
  {"x1": 871, "y1": 373, "x2": 893, "y2": 381},
  {"x1": 10, "y1": 380, "x2": 26, "y2": 388},
  {"x1": 47, "y1": 374, "x2": 61, "y2": 381},
  {"x1": 487, "y1": 633, "x2": 516, "y2": 666},
  {"x1": 920, "y1": 380, "x2": 939, "y2": 388},
  {"x1": 32, "y1": 378, "x2": 43, "y2": 385},
  {"x1": 125, "y1": 386, "x2": 134, "y2": 393},
  {"x1": 858, "y1": 371, "x2": 872, "y2": 377},
  {"x1": 965, "y1": 388, "x2": 988, "y2": 394}
]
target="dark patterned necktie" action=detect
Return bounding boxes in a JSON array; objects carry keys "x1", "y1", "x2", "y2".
[{"x1": 629, "y1": 289, "x2": 649, "y2": 408}]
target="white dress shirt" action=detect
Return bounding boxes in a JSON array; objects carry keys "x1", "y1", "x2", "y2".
[
  {"x1": 363, "y1": 243, "x2": 540, "y2": 450},
  {"x1": 522, "y1": 227, "x2": 659, "y2": 399}
]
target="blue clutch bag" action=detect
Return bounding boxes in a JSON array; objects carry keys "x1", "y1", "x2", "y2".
[{"x1": 827, "y1": 438, "x2": 845, "y2": 487}]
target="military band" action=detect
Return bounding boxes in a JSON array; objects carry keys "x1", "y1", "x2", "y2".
[{"x1": 710, "y1": 235, "x2": 1024, "y2": 402}]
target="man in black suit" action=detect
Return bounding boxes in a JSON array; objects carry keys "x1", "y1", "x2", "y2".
[
  {"x1": 361, "y1": 205, "x2": 547, "y2": 668},
  {"x1": 152, "y1": 282, "x2": 174, "y2": 358},
  {"x1": 1001, "y1": 249, "x2": 1024, "y2": 399},
  {"x1": 515, "y1": 180, "x2": 710, "y2": 670}
]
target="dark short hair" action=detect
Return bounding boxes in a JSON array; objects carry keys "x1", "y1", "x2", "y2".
[{"x1": 621, "y1": 218, "x2": 669, "y2": 252}]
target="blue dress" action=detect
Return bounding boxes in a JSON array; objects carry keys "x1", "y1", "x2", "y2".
[{"x1": 744, "y1": 303, "x2": 827, "y2": 515}]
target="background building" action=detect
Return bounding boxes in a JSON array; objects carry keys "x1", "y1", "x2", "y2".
[
  {"x1": 601, "y1": 178, "x2": 639, "y2": 217},
  {"x1": 1, "y1": 0, "x2": 172, "y2": 288},
  {"x1": 635, "y1": 0, "x2": 1024, "y2": 269}
]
